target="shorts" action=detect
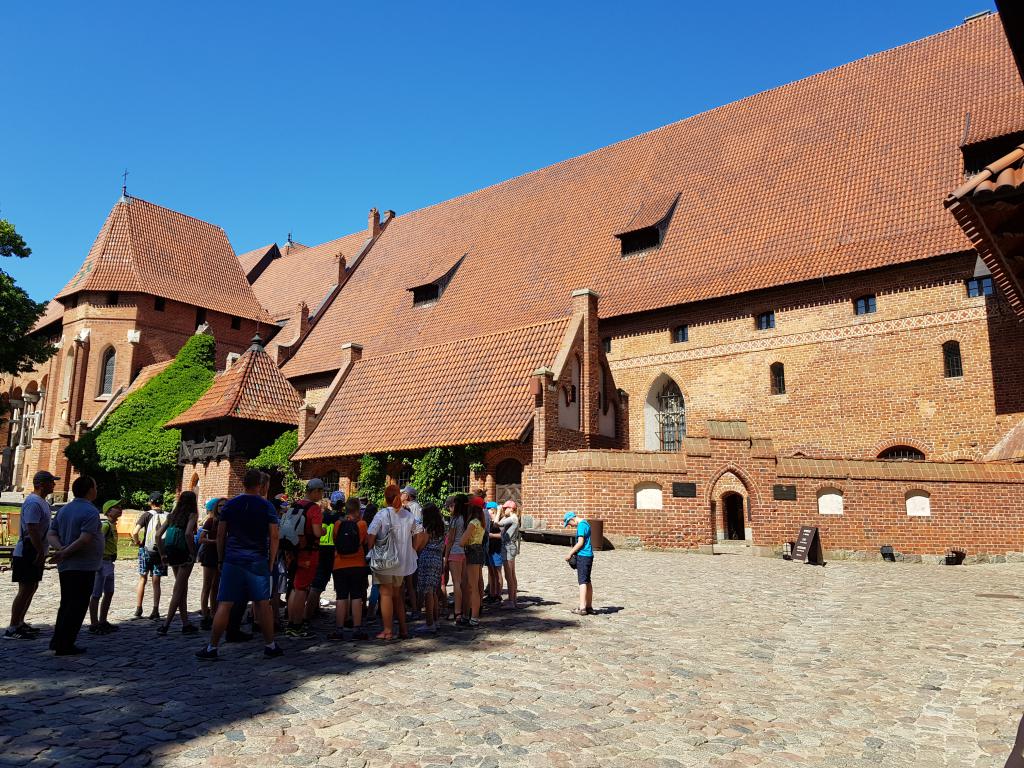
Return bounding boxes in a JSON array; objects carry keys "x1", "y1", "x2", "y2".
[
  {"x1": 290, "y1": 549, "x2": 319, "y2": 591},
  {"x1": 311, "y1": 546, "x2": 335, "y2": 592},
  {"x1": 272, "y1": 556, "x2": 288, "y2": 595},
  {"x1": 372, "y1": 572, "x2": 404, "y2": 587},
  {"x1": 332, "y1": 567, "x2": 368, "y2": 601},
  {"x1": 91, "y1": 561, "x2": 115, "y2": 597},
  {"x1": 576, "y1": 555, "x2": 594, "y2": 585},
  {"x1": 465, "y1": 544, "x2": 487, "y2": 566},
  {"x1": 448, "y1": 552, "x2": 466, "y2": 563},
  {"x1": 505, "y1": 541, "x2": 520, "y2": 561},
  {"x1": 218, "y1": 559, "x2": 272, "y2": 604},
  {"x1": 11, "y1": 555, "x2": 44, "y2": 585},
  {"x1": 488, "y1": 551, "x2": 504, "y2": 568},
  {"x1": 138, "y1": 548, "x2": 167, "y2": 577},
  {"x1": 198, "y1": 543, "x2": 219, "y2": 569}
]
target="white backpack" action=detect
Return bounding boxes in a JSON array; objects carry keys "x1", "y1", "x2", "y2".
[{"x1": 279, "y1": 501, "x2": 307, "y2": 550}]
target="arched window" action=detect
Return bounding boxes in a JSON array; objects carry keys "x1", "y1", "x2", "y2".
[
  {"x1": 817, "y1": 487, "x2": 844, "y2": 515},
  {"x1": 878, "y1": 445, "x2": 925, "y2": 461},
  {"x1": 656, "y1": 380, "x2": 685, "y2": 451},
  {"x1": 906, "y1": 490, "x2": 931, "y2": 517},
  {"x1": 943, "y1": 341, "x2": 963, "y2": 378},
  {"x1": 60, "y1": 347, "x2": 74, "y2": 401},
  {"x1": 770, "y1": 362, "x2": 786, "y2": 395},
  {"x1": 635, "y1": 482, "x2": 663, "y2": 510},
  {"x1": 99, "y1": 348, "x2": 116, "y2": 395}
]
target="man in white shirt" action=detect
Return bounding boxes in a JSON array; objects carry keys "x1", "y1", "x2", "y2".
[{"x1": 5, "y1": 471, "x2": 57, "y2": 640}]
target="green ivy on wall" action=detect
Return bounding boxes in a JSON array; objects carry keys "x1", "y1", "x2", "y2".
[
  {"x1": 354, "y1": 444, "x2": 492, "y2": 509},
  {"x1": 249, "y1": 429, "x2": 304, "y2": 499}
]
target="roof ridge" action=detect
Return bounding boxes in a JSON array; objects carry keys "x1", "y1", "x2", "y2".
[
  {"x1": 387, "y1": 17, "x2": 988, "y2": 228},
  {"x1": 354, "y1": 315, "x2": 571, "y2": 365},
  {"x1": 124, "y1": 194, "x2": 229, "y2": 235}
]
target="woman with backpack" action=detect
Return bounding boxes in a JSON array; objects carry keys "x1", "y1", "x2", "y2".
[
  {"x1": 415, "y1": 502, "x2": 445, "y2": 634},
  {"x1": 328, "y1": 497, "x2": 368, "y2": 641},
  {"x1": 444, "y1": 494, "x2": 468, "y2": 625},
  {"x1": 459, "y1": 496, "x2": 487, "y2": 628},
  {"x1": 497, "y1": 500, "x2": 521, "y2": 609},
  {"x1": 197, "y1": 497, "x2": 223, "y2": 630},
  {"x1": 366, "y1": 484, "x2": 425, "y2": 641},
  {"x1": 155, "y1": 491, "x2": 199, "y2": 635}
]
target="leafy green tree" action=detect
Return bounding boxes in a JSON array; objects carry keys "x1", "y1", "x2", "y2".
[
  {"x1": 65, "y1": 333, "x2": 217, "y2": 504},
  {"x1": 249, "y1": 429, "x2": 304, "y2": 499},
  {"x1": 0, "y1": 219, "x2": 54, "y2": 375},
  {"x1": 358, "y1": 453, "x2": 386, "y2": 506}
]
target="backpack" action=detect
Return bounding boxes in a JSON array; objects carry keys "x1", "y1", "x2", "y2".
[
  {"x1": 279, "y1": 500, "x2": 310, "y2": 551},
  {"x1": 335, "y1": 519, "x2": 361, "y2": 556},
  {"x1": 163, "y1": 525, "x2": 188, "y2": 560},
  {"x1": 144, "y1": 511, "x2": 167, "y2": 552}
]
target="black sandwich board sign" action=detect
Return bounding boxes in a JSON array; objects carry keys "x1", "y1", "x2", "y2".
[{"x1": 792, "y1": 526, "x2": 824, "y2": 565}]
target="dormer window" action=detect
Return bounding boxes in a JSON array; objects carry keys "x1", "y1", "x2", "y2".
[
  {"x1": 614, "y1": 192, "x2": 679, "y2": 258},
  {"x1": 408, "y1": 254, "x2": 466, "y2": 307}
]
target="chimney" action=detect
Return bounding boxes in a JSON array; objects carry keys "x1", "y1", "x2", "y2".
[
  {"x1": 297, "y1": 301, "x2": 310, "y2": 337},
  {"x1": 340, "y1": 342, "x2": 363, "y2": 370},
  {"x1": 382, "y1": 210, "x2": 396, "y2": 226},
  {"x1": 368, "y1": 208, "x2": 381, "y2": 238},
  {"x1": 297, "y1": 403, "x2": 317, "y2": 446},
  {"x1": 336, "y1": 253, "x2": 347, "y2": 284}
]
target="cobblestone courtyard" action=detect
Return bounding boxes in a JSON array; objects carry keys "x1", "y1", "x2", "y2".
[{"x1": 2, "y1": 545, "x2": 1024, "y2": 767}]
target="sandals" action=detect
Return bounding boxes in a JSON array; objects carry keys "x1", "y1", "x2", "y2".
[
  {"x1": 570, "y1": 608, "x2": 588, "y2": 616},
  {"x1": 374, "y1": 632, "x2": 395, "y2": 642}
]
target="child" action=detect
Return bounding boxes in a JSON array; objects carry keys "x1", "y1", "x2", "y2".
[
  {"x1": 327, "y1": 497, "x2": 369, "y2": 641},
  {"x1": 415, "y1": 502, "x2": 446, "y2": 634},
  {"x1": 89, "y1": 500, "x2": 123, "y2": 634}
]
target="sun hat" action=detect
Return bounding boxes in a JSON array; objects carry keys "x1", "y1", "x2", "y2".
[
  {"x1": 102, "y1": 500, "x2": 122, "y2": 515},
  {"x1": 562, "y1": 511, "x2": 578, "y2": 527}
]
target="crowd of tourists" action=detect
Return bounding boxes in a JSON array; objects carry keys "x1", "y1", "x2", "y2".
[{"x1": 4, "y1": 466, "x2": 596, "y2": 657}]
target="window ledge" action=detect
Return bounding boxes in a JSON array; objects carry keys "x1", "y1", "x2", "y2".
[{"x1": 95, "y1": 394, "x2": 113, "y2": 402}]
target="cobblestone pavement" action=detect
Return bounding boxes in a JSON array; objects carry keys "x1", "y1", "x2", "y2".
[{"x1": 2, "y1": 546, "x2": 1024, "y2": 767}]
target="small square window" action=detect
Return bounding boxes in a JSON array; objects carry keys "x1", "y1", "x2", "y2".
[
  {"x1": 966, "y1": 276, "x2": 993, "y2": 298},
  {"x1": 756, "y1": 311, "x2": 775, "y2": 331},
  {"x1": 602, "y1": 337, "x2": 612, "y2": 354},
  {"x1": 672, "y1": 325, "x2": 688, "y2": 344},
  {"x1": 154, "y1": 296, "x2": 165, "y2": 312},
  {"x1": 230, "y1": 316, "x2": 241, "y2": 330},
  {"x1": 854, "y1": 295, "x2": 876, "y2": 315},
  {"x1": 106, "y1": 292, "x2": 119, "y2": 306},
  {"x1": 195, "y1": 307, "x2": 207, "y2": 327}
]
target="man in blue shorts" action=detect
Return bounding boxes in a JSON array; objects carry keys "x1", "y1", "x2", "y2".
[
  {"x1": 196, "y1": 469, "x2": 283, "y2": 660},
  {"x1": 563, "y1": 511, "x2": 595, "y2": 616}
]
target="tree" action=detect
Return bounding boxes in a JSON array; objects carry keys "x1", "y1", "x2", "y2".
[
  {"x1": 0, "y1": 219, "x2": 54, "y2": 375},
  {"x1": 65, "y1": 333, "x2": 217, "y2": 505},
  {"x1": 249, "y1": 430, "x2": 304, "y2": 499}
]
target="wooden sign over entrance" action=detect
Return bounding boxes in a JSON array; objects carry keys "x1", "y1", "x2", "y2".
[{"x1": 792, "y1": 526, "x2": 824, "y2": 565}]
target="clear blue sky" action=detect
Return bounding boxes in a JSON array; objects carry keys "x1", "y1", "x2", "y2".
[{"x1": 0, "y1": 1, "x2": 997, "y2": 302}]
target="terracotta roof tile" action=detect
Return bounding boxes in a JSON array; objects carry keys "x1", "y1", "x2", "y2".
[
  {"x1": 293, "y1": 317, "x2": 569, "y2": 459},
  {"x1": 165, "y1": 339, "x2": 302, "y2": 428},
  {"x1": 985, "y1": 418, "x2": 1024, "y2": 461},
  {"x1": 284, "y1": 15, "x2": 1023, "y2": 380},
  {"x1": 237, "y1": 243, "x2": 276, "y2": 275},
  {"x1": 56, "y1": 196, "x2": 270, "y2": 323},
  {"x1": 31, "y1": 300, "x2": 63, "y2": 333},
  {"x1": 249, "y1": 232, "x2": 368, "y2": 322}
]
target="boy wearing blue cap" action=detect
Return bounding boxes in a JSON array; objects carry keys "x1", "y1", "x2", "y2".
[{"x1": 563, "y1": 511, "x2": 595, "y2": 616}]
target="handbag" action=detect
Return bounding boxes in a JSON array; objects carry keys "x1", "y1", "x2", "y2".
[
  {"x1": 568, "y1": 552, "x2": 578, "y2": 570},
  {"x1": 369, "y1": 509, "x2": 401, "y2": 573}
]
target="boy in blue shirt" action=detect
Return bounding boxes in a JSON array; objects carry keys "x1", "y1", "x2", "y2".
[{"x1": 563, "y1": 511, "x2": 595, "y2": 616}]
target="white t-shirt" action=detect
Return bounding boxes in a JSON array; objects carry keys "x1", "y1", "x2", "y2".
[
  {"x1": 14, "y1": 492, "x2": 51, "y2": 558},
  {"x1": 367, "y1": 506, "x2": 423, "y2": 577}
]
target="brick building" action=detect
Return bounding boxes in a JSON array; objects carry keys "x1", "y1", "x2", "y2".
[{"x1": 5, "y1": 12, "x2": 1024, "y2": 558}]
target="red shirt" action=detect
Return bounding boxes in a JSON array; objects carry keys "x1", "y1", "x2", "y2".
[{"x1": 299, "y1": 502, "x2": 323, "y2": 550}]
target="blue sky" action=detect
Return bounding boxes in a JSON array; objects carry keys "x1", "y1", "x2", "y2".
[{"x1": 0, "y1": 1, "x2": 996, "y2": 302}]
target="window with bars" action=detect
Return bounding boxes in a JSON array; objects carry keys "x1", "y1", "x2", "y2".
[
  {"x1": 672, "y1": 324, "x2": 688, "y2": 343},
  {"x1": 966, "y1": 276, "x2": 993, "y2": 298},
  {"x1": 397, "y1": 463, "x2": 413, "y2": 489},
  {"x1": 99, "y1": 348, "x2": 116, "y2": 395},
  {"x1": 320, "y1": 470, "x2": 340, "y2": 494},
  {"x1": 878, "y1": 445, "x2": 925, "y2": 461},
  {"x1": 756, "y1": 311, "x2": 775, "y2": 331},
  {"x1": 943, "y1": 340, "x2": 963, "y2": 378},
  {"x1": 656, "y1": 380, "x2": 685, "y2": 451},
  {"x1": 854, "y1": 295, "x2": 876, "y2": 315},
  {"x1": 770, "y1": 362, "x2": 786, "y2": 395}
]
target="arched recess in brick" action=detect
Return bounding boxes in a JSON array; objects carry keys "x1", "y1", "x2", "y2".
[
  {"x1": 869, "y1": 437, "x2": 931, "y2": 461},
  {"x1": 643, "y1": 372, "x2": 686, "y2": 451},
  {"x1": 705, "y1": 464, "x2": 760, "y2": 543}
]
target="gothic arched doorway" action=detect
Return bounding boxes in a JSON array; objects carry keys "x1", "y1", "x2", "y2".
[
  {"x1": 494, "y1": 458, "x2": 523, "y2": 509},
  {"x1": 723, "y1": 492, "x2": 745, "y2": 541}
]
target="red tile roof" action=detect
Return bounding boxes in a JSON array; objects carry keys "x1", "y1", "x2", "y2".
[
  {"x1": 293, "y1": 317, "x2": 569, "y2": 459},
  {"x1": 56, "y1": 196, "x2": 271, "y2": 323},
  {"x1": 165, "y1": 339, "x2": 302, "y2": 427},
  {"x1": 31, "y1": 300, "x2": 64, "y2": 333},
  {"x1": 249, "y1": 231, "x2": 368, "y2": 322},
  {"x1": 986, "y1": 417, "x2": 1024, "y2": 462},
  {"x1": 283, "y1": 15, "x2": 1023, "y2": 380},
  {"x1": 237, "y1": 243, "x2": 276, "y2": 275}
]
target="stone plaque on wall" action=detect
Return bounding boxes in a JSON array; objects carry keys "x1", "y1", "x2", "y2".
[
  {"x1": 773, "y1": 484, "x2": 797, "y2": 501},
  {"x1": 672, "y1": 482, "x2": 697, "y2": 498}
]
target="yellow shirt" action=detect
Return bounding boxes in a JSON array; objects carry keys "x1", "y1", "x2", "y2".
[{"x1": 466, "y1": 519, "x2": 484, "y2": 546}]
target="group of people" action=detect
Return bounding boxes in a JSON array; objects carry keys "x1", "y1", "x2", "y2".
[{"x1": 5, "y1": 464, "x2": 604, "y2": 659}]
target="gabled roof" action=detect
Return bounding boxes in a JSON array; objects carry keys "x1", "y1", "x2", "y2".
[
  {"x1": 31, "y1": 300, "x2": 64, "y2": 334},
  {"x1": 165, "y1": 338, "x2": 302, "y2": 428},
  {"x1": 283, "y1": 14, "x2": 1024, "y2": 380},
  {"x1": 249, "y1": 231, "x2": 367, "y2": 322},
  {"x1": 56, "y1": 196, "x2": 270, "y2": 323},
  {"x1": 293, "y1": 317, "x2": 569, "y2": 460},
  {"x1": 237, "y1": 243, "x2": 277, "y2": 275}
]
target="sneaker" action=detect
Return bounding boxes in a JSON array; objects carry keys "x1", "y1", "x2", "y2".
[
  {"x1": 326, "y1": 630, "x2": 346, "y2": 642},
  {"x1": 200, "y1": 616, "x2": 213, "y2": 631},
  {"x1": 156, "y1": 625, "x2": 169, "y2": 636},
  {"x1": 264, "y1": 644, "x2": 284, "y2": 658},
  {"x1": 88, "y1": 625, "x2": 106, "y2": 635},
  {"x1": 288, "y1": 625, "x2": 314, "y2": 638},
  {"x1": 18, "y1": 623, "x2": 40, "y2": 635},
  {"x1": 148, "y1": 609, "x2": 161, "y2": 621},
  {"x1": 585, "y1": 607, "x2": 597, "y2": 616},
  {"x1": 225, "y1": 630, "x2": 252, "y2": 643},
  {"x1": 195, "y1": 646, "x2": 219, "y2": 661},
  {"x1": 132, "y1": 607, "x2": 143, "y2": 620},
  {"x1": 181, "y1": 624, "x2": 199, "y2": 635},
  {"x1": 468, "y1": 618, "x2": 480, "y2": 628},
  {"x1": 4, "y1": 627, "x2": 33, "y2": 640},
  {"x1": 54, "y1": 645, "x2": 87, "y2": 656},
  {"x1": 319, "y1": 598, "x2": 333, "y2": 609},
  {"x1": 100, "y1": 621, "x2": 119, "y2": 633}
]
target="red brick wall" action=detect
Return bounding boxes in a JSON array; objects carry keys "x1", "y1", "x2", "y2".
[{"x1": 179, "y1": 457, "x2": 250, "y2": 501}]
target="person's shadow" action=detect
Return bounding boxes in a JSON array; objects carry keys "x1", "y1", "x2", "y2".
[{"x1": 1005, "y1": 713, "x2": 1024, "y2": 768}]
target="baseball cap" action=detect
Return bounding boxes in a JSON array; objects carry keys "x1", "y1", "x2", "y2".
[
  {"x1": 102, "y1": 500, "x2": 122, "y2": 515},
  {"x1": 562, "y1": 511, "x2": 578, "y2": 528},
  {"x1": 502, "y1": 500, "x2": 518, "y2": 510},
  {"x1": 32, "y1": 470, "x2": 59, "y2": 485},
  {"x1": 148, "y1": 491, "x2": 164, "y2": 505},
  {"x1": 485, "y1": 501, "x2": 499, "y2": 510},
  {"x1": 306, "y1": 478, "x2": 326, "y2": 491},
  {"x1": 468, "y1": 496, "x2": 484, "y2": 509},
  {"x1": 205, "y1": 498, "x2": 220, "y2": 513},
  {"x1": 401, "y1": 485, "x2": 417, "y2": 498},
  {"x1": 330, "y1": 490, "x2": 346, "y2": 505}
]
